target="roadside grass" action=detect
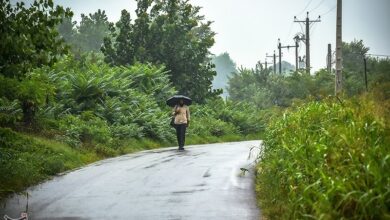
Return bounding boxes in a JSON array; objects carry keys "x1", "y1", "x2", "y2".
[
  {"x1": 0, "y1": 128, "x2": 102, "y2": 199},
  {"x1": 0, "y1": 127, "x2": 260, "y2": 201},
  {"x1": 256, "y1": 92, "x2": 390, "y2": 219}
]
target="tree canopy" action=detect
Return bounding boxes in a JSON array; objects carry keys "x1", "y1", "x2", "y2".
[
  {"x1": 57, "y1": 9, "x2": 113, "y2": 53},
  {"x1": 0, "y1": 0, "x2": 72, "y2": 78},
  {"x1": 102, "y1": 0, "x2": 220, "y2": 103}
]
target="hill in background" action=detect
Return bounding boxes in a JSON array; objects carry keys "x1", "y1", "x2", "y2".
[
  {"x1": 268, "y1": 61, "x2": 296, "y2": 75},
  {"x1": 211, "y1": 52, "x2": 237, "y2": 98}
]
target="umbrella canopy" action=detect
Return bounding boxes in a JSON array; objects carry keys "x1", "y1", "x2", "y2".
[{"x1": 166, "y1": 95, "x2": 192, "y2": 107}]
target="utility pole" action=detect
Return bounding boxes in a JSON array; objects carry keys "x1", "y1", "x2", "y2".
[
  {"x1": 278, "y1": 40, "x2": 282, "y2": 74},
  {"x1": 327, "y1": 43, "x2": 332, "y2": 73},
  {"x1": 335, "y1": 0, "x2": 342, "y2": 94},
  {"x1": 294, "y1": 12, "x2": 321, "y2": 74},
  {"x1": 278, "y1": 38, "x2": 299, "y2": 74},
  {"x1": 293, "y1": 35, "x2": 302, "y2": 72},
  {"x1": 266, "y1": 51, "x2": 279, "y2": 74}
]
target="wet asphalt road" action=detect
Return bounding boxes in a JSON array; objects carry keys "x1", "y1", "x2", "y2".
[{"x1": 1, "y1": 141, "x2": 261, "y2": 220}]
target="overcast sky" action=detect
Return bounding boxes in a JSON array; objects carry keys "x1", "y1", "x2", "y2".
[{"x1": 14, "y1": 0, "x2": 390, "y2": 71}]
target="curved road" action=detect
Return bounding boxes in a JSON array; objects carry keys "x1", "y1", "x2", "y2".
[{"x1": 1, "y1": 141, "x2": 261, "y2": 220}]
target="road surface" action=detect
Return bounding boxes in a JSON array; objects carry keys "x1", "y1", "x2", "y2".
[{"x1": 1, "y1": 141, "x2": 261, "y2": 220}]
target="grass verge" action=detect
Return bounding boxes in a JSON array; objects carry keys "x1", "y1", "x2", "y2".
[{"x1": 255, "y1": 93, "x2": 390, "y2": 219}]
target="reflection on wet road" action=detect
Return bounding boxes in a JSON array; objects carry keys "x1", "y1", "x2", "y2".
[{"x1": 1, "y1": 141, "x2": 261, "y2": 220}]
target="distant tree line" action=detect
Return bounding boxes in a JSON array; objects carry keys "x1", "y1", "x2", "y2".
[{"x1": 227, "y1": 40, "x2": 390, "y2": 109}]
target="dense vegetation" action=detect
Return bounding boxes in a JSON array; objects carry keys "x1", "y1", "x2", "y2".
[
  {"x1": 256, "y1": 90, "x2": 389, "y2": 219},
  {"x1": 58, "y1": 0, "x2": 221, "y2": 103}
]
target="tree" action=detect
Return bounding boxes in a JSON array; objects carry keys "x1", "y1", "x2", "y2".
[
  {"x1": 0, "y1": 0, "x2": 73, "y2": 78},
  {"x1": 75, "y1": 10, "x2": 114, "y2": 52},
  {"x1": 131, "y1": 0, "x2": 152, "y2": 62},
  {"x1": 342, "y1": 40, "x2": 370, "y2": 95},
  {"x1": 341, "y1": 40, "x2": 390, "y2": 95},
  {"x1": 102, "y1": 9, "x2": 135, "y2": 66},
  {"x1": 102, "y1": 0, "x2": 220, "y2": 103},
  {"x1": 57, "y1": 10, "x2": 114, "y2": 54},
  {"x1": 342, "y1": 40, "x2": 369, "y2": 73},
  {"x1": 57, "y1": 16, "x2": 76, "y2": 44},
  {"x1": 0, "y1": 0, "x2": 72, "y2": 126},
  {"x1": 152, "y1": 0, "x2": 220, "y2": 103},
  {"x1": 228, "y1": 65, "x2": 275, "y2": 108}
]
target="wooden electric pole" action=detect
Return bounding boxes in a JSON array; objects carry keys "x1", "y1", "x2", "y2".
[
  {"x1": 335, "y1": 0, "x2": 343, "y2": 94},
  {"x1": 266, "y1": 51, "x2": 279, "y2": 74},
  {"x1": 327, "y1": 43, "x2": 332, "y2": 73},
  {"x1": 278, "y1": 40, "x2": 282, "y2": 74},
  {"x1": 294, "y1": 12, "x2": 321, "y2": 74},
  {"x1": 293, "y1": 35, "x2": 302, "y2": 72}
]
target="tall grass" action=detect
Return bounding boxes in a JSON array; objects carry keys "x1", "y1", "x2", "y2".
[{"x1": 256, "y1": 93, "x2": 390, "y2": 219}]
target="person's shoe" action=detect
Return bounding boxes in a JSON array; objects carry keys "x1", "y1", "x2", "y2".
[{"x1": 178, "y1": 147, "x2": 184, "y2": 151}]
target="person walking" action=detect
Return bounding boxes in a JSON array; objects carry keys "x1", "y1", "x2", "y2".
[{"x1": 172, "y1": 99, "x2": 190, "y2": 150}]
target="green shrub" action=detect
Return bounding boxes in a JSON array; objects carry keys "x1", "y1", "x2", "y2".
[
  {"x1": 256, "y1": 97, "x2": 390, "y2": 219},
  {"x1": 111, "y1": 123, "x2": 143, "y2": 139},
  {"x1": 58, "y1": 112, "x2": 112, "y2": 147},
  {"x1": 0, "y1": 98, "x2": 22, "y2": 127},
  {"x1": 189, "y1": 116, "x2": 238, "y2": 137},
  {"x1": 42, "y1": 158, "x2": 65, "y2": 175},
  {"x1": 216, "y1": 101, "x2": 266, "y2": 135},
  {"x1": 191, "y1": 100, "x2": 267, "y2": 136}
]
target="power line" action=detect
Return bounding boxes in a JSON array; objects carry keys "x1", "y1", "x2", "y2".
[
  {"x1": 309, "y1": 0, "x2": 326, "y2": 13},
  {"x1": 310, "y1": 21, "x2": 319, "y2": 36},
  {"x1": 342, "y1": 52, "x2": 390, "y2": 58},
  {"x1": 296, "y1": 0, "x2": 315, "y2": 16},
  {"x1": 285, "y1": 22, "x2": 294, "y2": 40},
  {"x1": 298, "y1": 23, "x2": 305, "y2": 34},
  {"x1": 321, "y1": 5, "x2": 336, "y2": 17},
  {"x1": 367, "y1": 54, "x2": 390, "y2": 57}
]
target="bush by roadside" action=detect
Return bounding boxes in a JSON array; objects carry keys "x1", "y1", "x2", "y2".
[{"x1": 256, "y1": 91, "x2": 390, "y2": 219}]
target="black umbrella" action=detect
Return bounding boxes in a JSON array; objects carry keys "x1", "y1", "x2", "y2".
[{"x1": 166, "y1": 95, "x2": 192, "y2": 107}]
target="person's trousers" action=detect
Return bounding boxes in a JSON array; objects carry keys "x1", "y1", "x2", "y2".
[{"x1": 175, "y1": 124, "x2": 187, "y2": 149}]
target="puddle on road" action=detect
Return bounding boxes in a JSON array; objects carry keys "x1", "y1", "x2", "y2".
[{"x1": 202, "y1": 168, "x2": 211, "y2": 178}]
